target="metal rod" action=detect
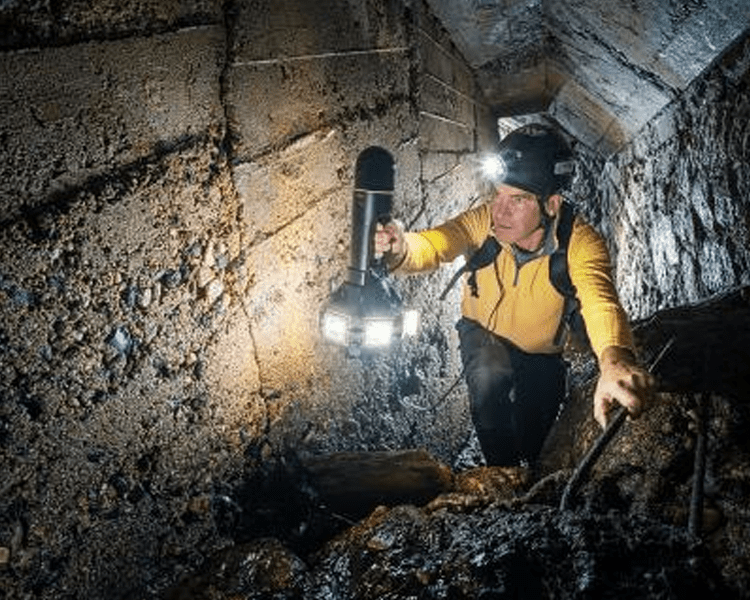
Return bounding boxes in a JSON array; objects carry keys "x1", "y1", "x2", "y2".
[
  {"x1": 559, "y1": 406, "x2": 627, "y2": 511},
  {"x1": 689, "y1": 392, "x2": 709, "y2": 538},
  {"x1": 559, "y1": 336, "x2": 676, "y2": 511}
]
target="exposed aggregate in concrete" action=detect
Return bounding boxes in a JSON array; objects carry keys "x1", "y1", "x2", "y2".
[{"x1": 1, "y1": 1, "x2": 749, "y2": 599}]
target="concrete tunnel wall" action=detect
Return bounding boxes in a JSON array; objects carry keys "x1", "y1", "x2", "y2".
[
  {"x1": 598, "y1": 31, "x2": 750, "y2": 319},
  {"x1": 0, "y1": 0, "x2": 749, "y2": 596},
  {"x1": 0, "y1": 0, "x2": 496, "y2": 590}
]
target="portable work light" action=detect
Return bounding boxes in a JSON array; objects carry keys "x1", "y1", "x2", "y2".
[{"x1": 320, "y1": 146, "x2": 419, "y2": 354}]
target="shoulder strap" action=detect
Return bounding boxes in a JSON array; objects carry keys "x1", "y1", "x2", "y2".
[
  {"x1": 551, "y1": 201, "x2": 589, "y2": 348},
  {"x1": 439, "y1": 236, "x2": 501, "y2": 300},
  {"x1": 549, "y1": 201, "x2": 576, "y2": 298}
]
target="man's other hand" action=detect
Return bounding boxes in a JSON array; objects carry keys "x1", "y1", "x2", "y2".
[{"x1": 594, "y1": 346, "x2": 655, "y2": 428}]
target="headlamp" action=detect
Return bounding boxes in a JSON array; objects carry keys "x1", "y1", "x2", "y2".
[
  {"x1": 479, "y1": 154, "x2": 507, "y2": 185},
  {"x1": 488, "y1": 125, "x2": 576, "y2": 197}
]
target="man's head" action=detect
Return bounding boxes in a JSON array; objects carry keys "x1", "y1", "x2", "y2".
[
  {"x1": 489, "y1": 183, "x2": 561, "y2": 250},
  {"x1": 491, "y1": 124, "x2": 575, "y2": 199},
  {"x1": 483, "y1": 124, "x2": 575, "y2": 250}
]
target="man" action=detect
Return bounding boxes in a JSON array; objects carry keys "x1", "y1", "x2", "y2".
[{"x1": 375, "y1": 124, "x2": 654, "y2": 468}]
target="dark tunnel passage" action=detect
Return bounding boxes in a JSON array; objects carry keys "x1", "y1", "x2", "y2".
[{"x1": 1, "y1": 1, "x2": 750, "y2": 599}]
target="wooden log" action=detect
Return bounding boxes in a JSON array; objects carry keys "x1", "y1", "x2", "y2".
[{"x1": 301, "y1": 449, "x2": 454, "y2": 519}]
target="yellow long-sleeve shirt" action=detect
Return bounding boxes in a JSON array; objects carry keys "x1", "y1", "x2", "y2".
[{"x1": 397, "y1": 203, "x2": 635, "y2": 360}]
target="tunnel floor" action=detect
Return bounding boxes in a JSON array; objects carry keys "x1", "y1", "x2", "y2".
[{"x1": 158, "y1": 453, "x2": 741, "y2": 600}]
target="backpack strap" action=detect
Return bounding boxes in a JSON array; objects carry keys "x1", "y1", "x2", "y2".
[
  {"x1": 550, "y1": 201, "x2": 576, "y2": 297},
  {"x1": 550, "y1": 201, "x2": 589, "y2": 348},
  {"x1": 439, "y1": 236, "x2": 501, "y2": 301}
]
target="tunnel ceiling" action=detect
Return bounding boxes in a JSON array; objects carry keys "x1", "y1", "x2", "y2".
[{"x1": 423, "y1": 0, "x2": 749, "y2": 155}]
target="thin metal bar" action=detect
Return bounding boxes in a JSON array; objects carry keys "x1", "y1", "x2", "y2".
[
  {"x1": 689, "y1": 392, "x2": 709, "y2": 538},
  {"x1": 559, "y1": 406, "x2": 627, "y2": 511},
  {"x1": 559, "y1": 336, "x2": 676, "y2": 511}
]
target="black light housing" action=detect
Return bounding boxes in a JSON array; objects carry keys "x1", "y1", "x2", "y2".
[{"x1": 320, "y1": 147, "x2": 419, "y2": 354}]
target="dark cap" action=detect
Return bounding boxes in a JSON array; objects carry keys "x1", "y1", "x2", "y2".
[{"x1": 497, "y1": 125, "x2": 575, "y2": 197}]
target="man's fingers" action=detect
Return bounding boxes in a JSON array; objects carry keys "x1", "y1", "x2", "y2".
[
  {"x1": 374, "y1": 221, "x2": 404, "y2": 259},
  {"x1": 594, "y1": 378, "x2": 645, "y2": 428},
  {"x1": 594, "y1": 396, "x2": 609, "y2": 428},
  {"x1": 620, "y1": 370, "x2": 656, "y2": 414},
  {"x1": 373, "y1": 222, "x2": 392, "y2": 257},
  {"x1": 594, "y1": 348, "x2": 657, "y2": 429},
  {"x1": 595, "y1": 394, "x2": 622, "y2": 428},
  {"x1": 637, "y1": 371, "x2": 657, "y2": 397}
]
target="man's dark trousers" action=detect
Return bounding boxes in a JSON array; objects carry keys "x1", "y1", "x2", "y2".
[{"x1": 456, "y1": 317, "x2": 566, "y2": 467}]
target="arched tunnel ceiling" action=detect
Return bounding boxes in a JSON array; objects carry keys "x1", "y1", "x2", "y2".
[{"x1": 423, "y1": 0, "x2": 750, "y2": 155}]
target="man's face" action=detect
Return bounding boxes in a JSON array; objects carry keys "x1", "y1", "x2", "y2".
[{"x1": 489, "y1": 184, "x2": 544, "y2": 248}]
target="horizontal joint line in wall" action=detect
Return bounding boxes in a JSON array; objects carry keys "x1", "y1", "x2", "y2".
[
  {"x1": 423, "y1": 72, "x2": 477, "y2": 105},
  {"x1": 419, "y1": 110, "x2": 471, "y2": 129},
  {"x1": 232, "y1": 46, "x2": 410, "y2": 67}
]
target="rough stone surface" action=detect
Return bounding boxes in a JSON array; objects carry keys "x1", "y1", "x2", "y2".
[
  {"x1": 0, "y1": 1, "x2": 224, "y2": 51},
  {"x1": 161, "y1": 388, "x2": 750, "y2": 599},
  {"x1": 0, "y1": 25, "x2": 226, "y2": 218},
  {"x1": 1, "y1": 1, "x2": 750, "y2": 599},
  {"x1": 596, "y1": 32, "x2": 750, "y2": 320},
  {"x1": 0, "y1": 2, "x2": 488, "y2": 598}
]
